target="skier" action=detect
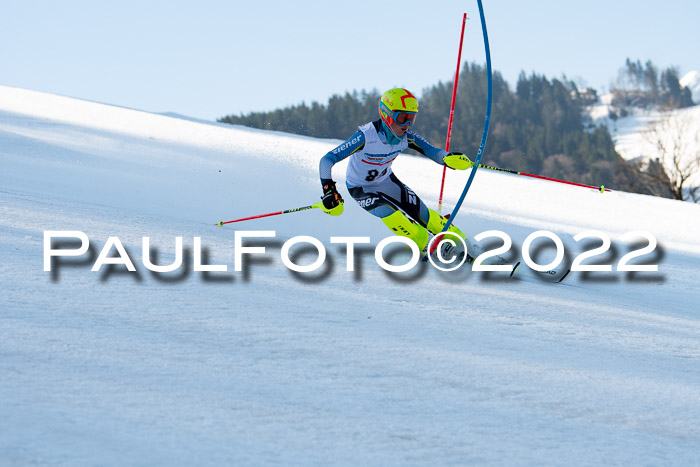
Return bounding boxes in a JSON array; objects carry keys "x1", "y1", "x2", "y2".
[{"x1": 318, "y1": 87, "x2": 475, "y2": 261}]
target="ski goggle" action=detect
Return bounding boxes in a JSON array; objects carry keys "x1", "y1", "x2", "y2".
[{"x1": 394, "y1": 111, "x2": 417, "y2": 127}]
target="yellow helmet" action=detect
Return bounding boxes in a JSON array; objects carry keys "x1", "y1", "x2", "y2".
[{"x1": 378, "y1": 88, "x2": 418, "y2": 127}]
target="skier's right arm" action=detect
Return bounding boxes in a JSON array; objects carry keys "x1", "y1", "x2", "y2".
[
  {"x1": 319, "y1": 131, "x2": 365, "y2": 215},
  {"x1": 319, "y1": 130, "x2": 365, "y2": 181}
]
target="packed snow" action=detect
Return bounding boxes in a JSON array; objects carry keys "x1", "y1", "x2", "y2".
[{"x1": 2, "y1": 84, "x2": 700, "y2": 465}]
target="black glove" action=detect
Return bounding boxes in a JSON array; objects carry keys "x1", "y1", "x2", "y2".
[{"x1": 321, "y1": 179, "x2": 343, "y2": 209}]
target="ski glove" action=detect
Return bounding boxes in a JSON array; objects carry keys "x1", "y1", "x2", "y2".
[
  {"x1": 443, "y1": 152, "x2": 474, "y2": 170},
  {"x1": 320, "y1": 179, "x2": 344, "y2": 216}
]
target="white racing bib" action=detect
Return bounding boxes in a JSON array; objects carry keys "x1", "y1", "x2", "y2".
[{"x1": 345, "y1": 122, "x2": 408, "y2": 187}]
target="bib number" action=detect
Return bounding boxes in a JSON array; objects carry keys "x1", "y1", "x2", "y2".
[{"x1": 365, "y1": 168, "x2": 387, "y2": 182}]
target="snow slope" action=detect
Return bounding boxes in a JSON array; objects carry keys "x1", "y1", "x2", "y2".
[
  {"x1": 599, "y1": 104, "x2": 700, "y2": 183},
  {"x1": 588, "y1": 75, "x2": 700, "y2": 189},
  {"x1": 2, "y1": 85, "x2": 700, "y2": 465}
]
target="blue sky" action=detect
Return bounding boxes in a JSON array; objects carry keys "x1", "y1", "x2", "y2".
[{"x1": 2, "y1": 0, "x2": 698, "y2": 121}]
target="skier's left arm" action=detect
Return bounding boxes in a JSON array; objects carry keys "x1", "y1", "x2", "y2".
[{"x1": 407, "y1": 130, "x2": 473, "y2": 170}]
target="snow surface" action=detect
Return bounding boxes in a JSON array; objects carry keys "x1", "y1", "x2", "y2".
[{"x1": 2, "y1": 84, "x2": 700, "y2": 465}]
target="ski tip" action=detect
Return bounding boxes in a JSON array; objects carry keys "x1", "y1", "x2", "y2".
[
  {"x1": 216, "y1": 221, "x2": 223, "y2": 226},
  {"x1": 558, "y1": 269, "x2": 571, "y2": 283},
  {"x1": 510, "y1": 261, "x2": 521, "y2": 277}
]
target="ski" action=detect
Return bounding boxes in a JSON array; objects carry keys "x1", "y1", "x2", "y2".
[
  {"x1": 422, "y1": 244, "x2": 571, "y2": 284},
  {"x1": 510, "y1": 261, "x2": 571, "y2": 283}
]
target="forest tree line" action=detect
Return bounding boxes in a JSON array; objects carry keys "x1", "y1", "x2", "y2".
[{"x1": 219, "y1": 60, "x2": 695, "y2": 197}]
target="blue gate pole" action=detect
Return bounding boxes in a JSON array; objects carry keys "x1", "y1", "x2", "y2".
[{"x1": 442, "y1": 0, "x2": 492, "y2": 232}]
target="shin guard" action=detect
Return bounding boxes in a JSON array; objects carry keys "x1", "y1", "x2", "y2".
[{"x1": 381, "y1": 211, "x2": 430, "y2": 251}]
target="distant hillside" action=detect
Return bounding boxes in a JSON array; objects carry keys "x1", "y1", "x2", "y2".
[
  {"x1": 220, "y1": 60, "x2": 700, "y2": 201},
  {"x1": 221, "y1": 63, "x2": 665, "y2": 197},
  {"x1": 586, "y1": 69, "x2": 700, "y2": 203}
]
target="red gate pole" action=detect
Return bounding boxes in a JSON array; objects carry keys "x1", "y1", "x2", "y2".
[{"x1": 438, "y1": 12, "x2": 468, "y2": 212}]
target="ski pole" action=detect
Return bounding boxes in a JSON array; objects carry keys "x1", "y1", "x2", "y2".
[
  {"x1": 216, "y1": 202, "x2": 324, "y2": 226},
  {"x1": 477, "y1": 163, "x2": 611, "y2": 192},
  {"x1": 438, "y1": 12, "x2": 468, "y2": 213}
]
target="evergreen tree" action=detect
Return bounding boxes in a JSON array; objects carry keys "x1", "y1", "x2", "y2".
[{"x1": 613, "y1": 58, "x2": 693, "y2": 109}]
